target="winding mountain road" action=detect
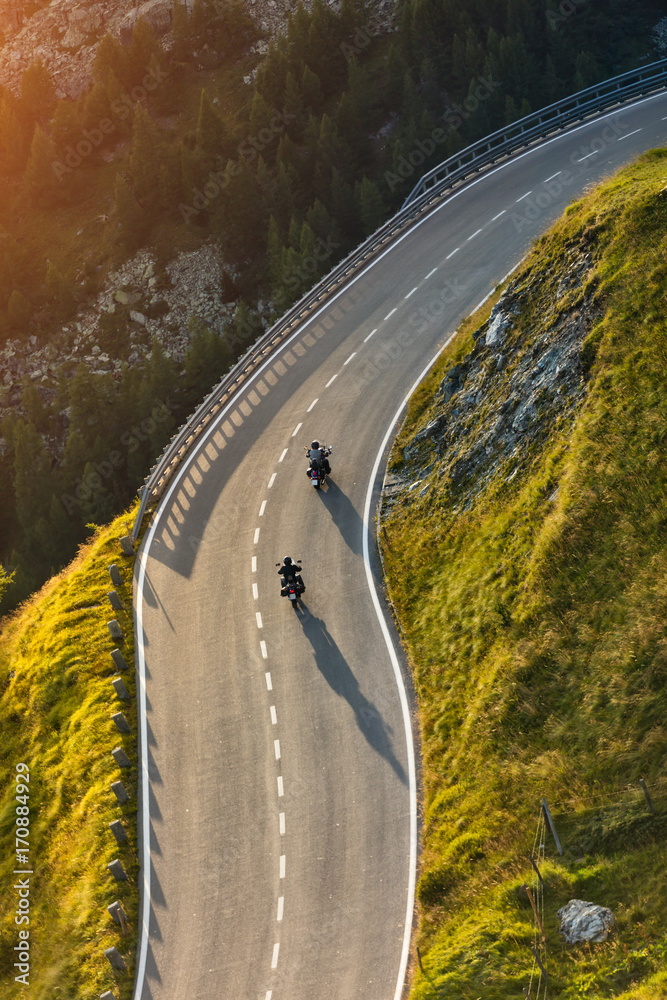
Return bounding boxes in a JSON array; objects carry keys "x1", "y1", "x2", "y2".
[{"x1": 133, "y1": 91, "x2": 667, "y2": 1000}]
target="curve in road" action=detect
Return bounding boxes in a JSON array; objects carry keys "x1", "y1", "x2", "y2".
[{"x1": 133, "y1": 91, "x2": 667, "y2": 1000}]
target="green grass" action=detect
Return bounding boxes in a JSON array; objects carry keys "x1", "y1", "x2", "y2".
[
  {"x1": 382, "y1": 150, "x2": 667, "y2": 998},
  {"x1": 0, "y1": 509, "x2": 139, "y2": 999}
]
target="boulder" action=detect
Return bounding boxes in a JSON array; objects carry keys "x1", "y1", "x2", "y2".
[{"x1": 557, "y1": 899, "x2": 615, "y2": 944}]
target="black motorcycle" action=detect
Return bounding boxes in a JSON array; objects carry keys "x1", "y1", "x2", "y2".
[
  {"x1": 305, "y1": 445, "x2": 332, "y2": 490},
  {"x1": 277, "y1": 562, "x2": 305, "y2": 608}
]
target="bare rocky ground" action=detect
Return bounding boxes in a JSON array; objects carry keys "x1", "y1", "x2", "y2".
[
  {"x1": 383, "y1": 246, "x2": 601, "y2": 512},
  {"x1": 0, "y1": 0, "x2": 318, "y2": 98}
]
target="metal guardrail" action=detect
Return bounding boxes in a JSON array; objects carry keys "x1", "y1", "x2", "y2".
[
  {"x1": 403, "y1": 57, "x2": 667, "y2": 205},
  {"x1": 131, "y1": 59, "x2": 667, "y2": 542}
]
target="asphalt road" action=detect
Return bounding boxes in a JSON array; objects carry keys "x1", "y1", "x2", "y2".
[{"x1": 133, "y1": 92, "x2": 667, "y2": 1000}]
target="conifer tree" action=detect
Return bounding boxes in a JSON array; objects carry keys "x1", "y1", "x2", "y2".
[
  {"x1": 301, "y1": 65, "x2": 323, "y2": 113},
  {"x1": 20, "y1": 59, "x2": 56, "y2": 125},
  {"x1": 172, "y1": 0, "x2": 191, "y2": 61},
  {"x1": 0, "y1": 93, "x2": 26, "y2": 174},
  {"x1": 128, "y1": 18, "x2": 161, "y2": 88},
  {"x1": 13, "y1": 420, "x2": 52, "y2": 532},
  {"x1": 356, "y1": 176, "x2": 386, "y2": 236},
  {"x1": 196, "y1": 89, "x2": 228, "y2": 164},
  {"x1": 7, "y1": 289, "x2": 31, "y2": 334},
  {"x1": 93, "y1": 33, "x2": 129, "y2": 88},
  {"x1": 128, "y1": 102, "x2": 162, "y2": 211},
  {"x1": 113, "y1": 170, "x2": 147, "y2": 249}
]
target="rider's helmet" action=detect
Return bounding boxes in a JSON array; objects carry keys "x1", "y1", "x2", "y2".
[
  {"x1": 283, "y1": 556, "x2": 292, "y2": 565},
  {"x1": 311, "y1": 440, "x2": 320, "y2": 449}
]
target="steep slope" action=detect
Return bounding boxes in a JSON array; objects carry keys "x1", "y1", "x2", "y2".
[
  {"x1": 0, "y1": 510, "x2": 139, "y2": 1000},
  {"x1": 382, "y1": 150, "x2": 667, "y2": 999}
]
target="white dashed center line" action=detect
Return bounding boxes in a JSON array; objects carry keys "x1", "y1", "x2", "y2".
[
  {"x1": 363, "y1": 328, "x2": 378, "y2": 342},
  {"x1": 492, "y1": 209, "x2": 507, "y2": 221},
  {"x1": 404, "y1": 286, "x2": 417, "y2": 299},
  {"x1": 277, "y1": 897, "x2": 284, "y2": 921},
  {"x1": 384, "y1": 307, "x2": 397, "y2": 320},
  {"x1": 256, "y1": 612, "x2": 263, "y2": 629},
  {"x1": 424, "y1": 267, "x2": 438, "y2": 279},
  {"x1": 265, "y1": 672, "x2": 273, "y2": 691},
  {"x1": 617, "y1": 128, "x2": 642, "y2": 141},
  {"x1": 252, "y1": 556, "x2": 257, "y2": 572},
  {"x1": 259, "y1": 500, "x2": 267, "y2": 516},
  {"x1": 266, "y1": 992, "x2": 272, "y2": 1000},
  {"x1": 254, "y1": 528, "x2": 260, "y2": 544},
  {"x1": 271, "y1": 944, "x2": 280, "y2": 969},
  {"x1": 279, "y1": 448, "x2": 288, "y2": 462},
  {"x1": 446, "y1": 247, "x2": 460, "y2": 259},
  {"x1": 270, "y1": 705, "x2": 277, "y2": 724},
  {"x1": 277, "y1": 776, "x2": 284, "y2": 797},
  {"x1": 279, "y1": 855, "x2": 286, "y2": 878},
  {"x1": 516, "y1": 190, "x2": 532, "y2": 202},
  {"x1": 467, "y1": 228, "x2": 483, "y2": 240},
  {"x1": 576, "y1": 150, "x2": 598, "y2": 162},
  {"x1": 544, "y1": 171, "x2": 561, "y2": 183},
  {"x1": 325, "y1": 373, "x2": 338, "y2": 387},
  {"x1": 253, "y1": 583, "x2": 259, "y2": 600},
  {"x1": 260, "y1": 640, "x2": 268, "y2": 659},
  {"x1": 268, "y1": 473, "x2": 276, "y2": 488},
  {"x1": 344, "y1": 352, "x2": 357, "y2": 365},
  {"x1": 274, "y1": 740, "x2": 281, "y2": 760},
  {"x1": 291, "y1": 422, "x2": 302, "y2": 437},
  {"x1": 307, "y1": 398, "x2": 319, "y2": 412},
  {"x1": 279, "y1": 812, "x2": 285, "y2": 835}
]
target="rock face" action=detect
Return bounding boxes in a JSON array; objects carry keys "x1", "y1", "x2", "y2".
[
  {"x1": 557, "y1": 899, "x2": 615, "y2": 943},
  {"x1": 0, "y1": 0, "x2": 344, "y2": 98},
  {"x1": 388, "y1": 246, "x2": 600, "y2": 510}
]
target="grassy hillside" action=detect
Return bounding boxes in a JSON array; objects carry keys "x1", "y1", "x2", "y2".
[
  {"x1": 0, "y1": 510, "x2": 139, "y2": 999},
  {"x1": 382, "y1": 150, "x2": 667, "y2": 998}
]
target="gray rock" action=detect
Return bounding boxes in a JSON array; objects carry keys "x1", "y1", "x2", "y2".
[{"x1": 557, "y1": 899, "x2": 615, "y2": 943}]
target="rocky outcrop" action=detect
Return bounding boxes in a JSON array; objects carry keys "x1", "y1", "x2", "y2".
[
  {"x1": 558, "y1": 899, "x2": 615, "y2": 944},
  {"x1": 386, "y1": 247, "x2": 601, "y2": 510},
  {"x1": 0, "y1": 242, "x2": 270, "y2": 425},
  {"x1": 0, "y1": 0, "x2": 340, "y2": 98}
]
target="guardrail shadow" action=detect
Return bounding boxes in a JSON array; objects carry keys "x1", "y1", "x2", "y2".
[{"x1": 299, "y1": 610, "x2": 407, "y2": 785}]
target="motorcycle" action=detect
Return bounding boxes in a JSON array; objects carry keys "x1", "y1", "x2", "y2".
[
  {"x1": 277, "y1": 562, "x2": 305, "y2": 608},
  {"x1": 305, "y1": 445, "x2": 332, "y2": 490}
]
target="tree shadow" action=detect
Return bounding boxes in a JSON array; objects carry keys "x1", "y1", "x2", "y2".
[{"x1": 299, "y1": 610, "x2": 407, "y2": 785}]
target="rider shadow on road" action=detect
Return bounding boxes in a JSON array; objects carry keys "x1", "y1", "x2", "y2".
[
  {"x1": 299, "y1": 609, "x2": 407, "y2": 786},
  {"x1": 318, "y1": 478, "x2": 364, "y2": 556}
]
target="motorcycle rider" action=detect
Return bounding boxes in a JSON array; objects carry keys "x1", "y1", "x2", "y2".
[
  {"x1": 305, "y1": 440, "x2": 331, "y2": 476},
  {"x1": 278, "y1": 556, "x2": 304, "y2": 593}
]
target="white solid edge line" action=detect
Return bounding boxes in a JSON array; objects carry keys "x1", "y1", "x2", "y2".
[
  {"x1": 133, "y1": 89, "x2": 666, "y2": 1000},
  {"x1": 364, "y1": 258, "x2": 525, "y2": 1000}
]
